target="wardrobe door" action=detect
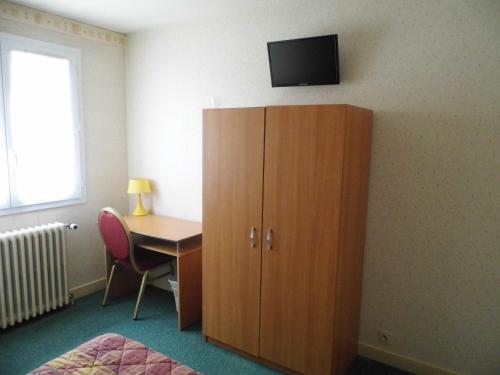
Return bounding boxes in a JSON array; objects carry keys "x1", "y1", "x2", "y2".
[
  {"x1": 259, "y1": 105, "x2": 346, "y2": 374},
  {"x1": 202, "y1": 108, "x2": 265, "y2": 356}
]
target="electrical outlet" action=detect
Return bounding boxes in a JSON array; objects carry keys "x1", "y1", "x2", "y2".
[{"x1": 377, "y1": 330, "x2": 392, "y2": 345}]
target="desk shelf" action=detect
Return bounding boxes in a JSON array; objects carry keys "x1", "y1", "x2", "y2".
[{"x1": 138, "y1": 241, "x2": 202, "y2": 258}]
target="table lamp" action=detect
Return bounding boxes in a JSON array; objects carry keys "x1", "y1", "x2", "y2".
[{"x1": 127, "y1": 178, "x2": 151, "y2": 216}]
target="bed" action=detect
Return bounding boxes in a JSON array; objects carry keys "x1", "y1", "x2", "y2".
[{"x1": 28, "y1": 333, "x2": 201, "y2": 374}]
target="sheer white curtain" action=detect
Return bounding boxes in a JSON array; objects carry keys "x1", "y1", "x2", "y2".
[
  {"x1": 0, "y1": 120, "x2": 9, "y2": 209},
  {"x1": 8, "y1": 51, "x2": 79, "y2": 206},
  {"x1": 0, "y1": 33, "x2": 85, "y2": 213}
]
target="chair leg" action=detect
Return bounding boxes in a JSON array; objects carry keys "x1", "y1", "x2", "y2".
[
  {"x1": 133, "y1": 271, "x2": 149, "y2": 320},
  {"x1": 102, "y1": 264, "x2": 116, "y2": 306}
]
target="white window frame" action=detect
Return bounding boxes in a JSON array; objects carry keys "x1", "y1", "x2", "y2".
[{"x1": 0, "y1": 33, "x2": 86, "y2": 216}]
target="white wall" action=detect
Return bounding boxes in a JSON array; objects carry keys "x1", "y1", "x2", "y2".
[
  {"x1": 0, "y1": 18, "x2": 129, "y2": 290},
  {"x1": 126, "y1": 1, "x2": 500, "y2": 374}
]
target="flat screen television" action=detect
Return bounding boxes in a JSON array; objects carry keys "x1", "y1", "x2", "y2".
[{"x1": 267, "y1": 35, "x2": 339, "y2": 87}]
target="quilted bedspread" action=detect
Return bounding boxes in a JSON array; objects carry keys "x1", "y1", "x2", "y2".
[{"x1": 28, "y1": 333, "x2": 201, "y2": 375}]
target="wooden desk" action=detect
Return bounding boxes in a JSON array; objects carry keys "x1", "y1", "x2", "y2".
[{"x1": 104, "y1": 214, "x2": 202, "y2": 330}]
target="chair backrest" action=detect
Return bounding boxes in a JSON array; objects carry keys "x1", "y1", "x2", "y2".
[{"x1": 98, "y1": 207, "x2": 132, "y2": 261}]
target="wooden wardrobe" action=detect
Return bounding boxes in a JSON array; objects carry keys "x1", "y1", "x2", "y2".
[{"x1": 202, "y1": 104, "x2": 373, "y2": 375}]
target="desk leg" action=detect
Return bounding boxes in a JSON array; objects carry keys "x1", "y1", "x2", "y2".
[
  {"x1": 177, "y1": 249, "x2": 202, "y2": 330},
  {"x1": 104, "y1": 247, "x2": 141, "y2": 300}
]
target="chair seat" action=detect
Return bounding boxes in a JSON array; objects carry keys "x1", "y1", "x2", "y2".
[{"x1": 117, "y1": 247, "x2": 170, "y2": 272}]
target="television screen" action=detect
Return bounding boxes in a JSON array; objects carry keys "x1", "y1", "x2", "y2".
[{"x1": 267, "y1": 35, "x2": 339, "y2": 87}]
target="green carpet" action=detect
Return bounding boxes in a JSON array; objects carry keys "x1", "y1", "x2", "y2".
[{"x1": 0, "y1": 287, "x2": 278, "y2": 375}]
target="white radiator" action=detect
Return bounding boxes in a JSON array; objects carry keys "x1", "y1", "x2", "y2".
[{"x1": 0, "y1": 222, "x2": 69, "y2": 329}]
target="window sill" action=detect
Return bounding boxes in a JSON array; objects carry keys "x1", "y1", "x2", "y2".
[{"x1": 0, "y1": 196, "x2": 87, "y2": 217}]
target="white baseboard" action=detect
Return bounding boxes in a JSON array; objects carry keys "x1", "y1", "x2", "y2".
[
  {"x1": 358, "y1": 342, "x2": 461, "y2": 375},
  {"x1": 69, "y1": 277, "x2": 106, "y2": 300}
]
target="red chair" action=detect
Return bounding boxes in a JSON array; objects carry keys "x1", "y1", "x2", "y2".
[{"x1": 98, "y1": 207, "x2": 173, "y2": 320}]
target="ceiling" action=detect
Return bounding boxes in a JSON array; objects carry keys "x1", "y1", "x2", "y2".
[{"x1": 9, "y1": 0, "x2": 289, "y2": 34}]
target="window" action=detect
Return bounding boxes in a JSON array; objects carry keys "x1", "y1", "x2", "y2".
[{"x1": 0, "y1": 33, "x2": 85, "y2": 214}]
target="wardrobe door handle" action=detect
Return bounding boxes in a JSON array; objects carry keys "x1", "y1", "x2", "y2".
[
  {"x1": 249, "y1": 227, "x2": 257, "y2": 248},
  {"x1": 266, "y1": 229, "x2": 273, "y2": 250}
]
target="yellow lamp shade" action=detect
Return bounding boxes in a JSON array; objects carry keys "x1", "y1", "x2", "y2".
[{"x1": 127, "y1": 179, "x2": 151, "y2": 194}]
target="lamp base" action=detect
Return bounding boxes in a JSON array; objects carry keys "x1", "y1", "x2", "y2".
[{"x1": 132, "y1": 194, "x2": 149, "y2": 216}]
